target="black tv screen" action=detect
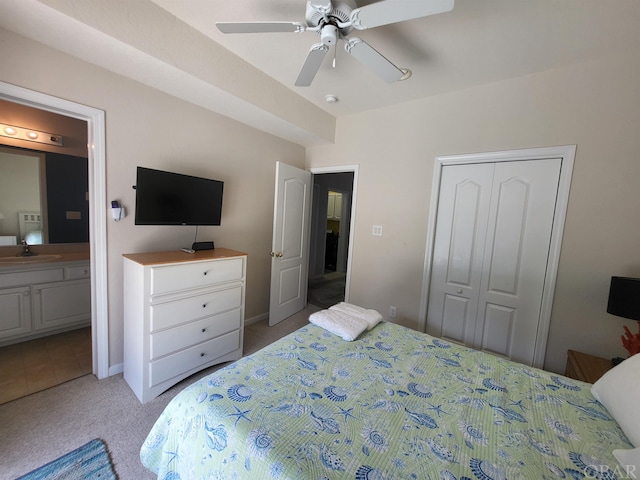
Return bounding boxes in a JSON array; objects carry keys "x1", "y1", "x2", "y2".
[{"x1": 134, "y1": 167, "x2": 224, "y2": 225}]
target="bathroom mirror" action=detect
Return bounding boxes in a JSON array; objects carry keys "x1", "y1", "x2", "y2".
[
  {"x1": 0, "y1": 98, "x2": 89, "y2": 247},
  {"x1": 0, "y1": 145, "x2": 89, "y2": 246}
]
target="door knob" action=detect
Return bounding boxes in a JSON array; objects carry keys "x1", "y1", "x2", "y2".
[
  {"x1": 456, "y1": 288, "x2": 463, "y2": 294},
  {"x1": 270, "y1": 251, "x2": 283, "y2": 258}
]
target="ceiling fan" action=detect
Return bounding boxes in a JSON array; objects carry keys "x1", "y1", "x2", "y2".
[{"x1": 216, "y1": 0, "x2": 454, "y2": 86}]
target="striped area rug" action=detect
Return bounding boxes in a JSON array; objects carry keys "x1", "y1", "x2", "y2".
[{"x1": 17, "y1": 439, "x2": 116, "y2": 480}]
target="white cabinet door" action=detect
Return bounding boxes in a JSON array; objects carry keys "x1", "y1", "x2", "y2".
[
  {"x1": 0, "y1": 286, "x2": 32, "y2": 339},
  {"x1": 427, "y1": 159, "x2": 561, "y2": 365},
  {"x1": 327, "y1": 192, "x2": 343, "y2": 220},
  {"x1": 32, "y1": 279, "x2": 91, "y2": 331}
]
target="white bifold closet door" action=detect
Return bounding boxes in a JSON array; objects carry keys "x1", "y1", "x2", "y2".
[{"x1": 426, "y1": 159, "x2": 561, "y2": 365}]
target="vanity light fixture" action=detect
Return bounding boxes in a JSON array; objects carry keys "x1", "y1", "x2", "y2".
[{"x1": 0, "y1": 122, "x2": 63, "y2": 146}]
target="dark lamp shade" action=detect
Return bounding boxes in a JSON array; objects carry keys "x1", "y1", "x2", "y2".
[{"x1": 607, "y1": 276, "x2": 640, "y2": 321}]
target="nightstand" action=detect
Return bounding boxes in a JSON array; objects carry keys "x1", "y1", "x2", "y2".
[{"x1": 565, "y1": 349, "x2": 613, "y2": 384}]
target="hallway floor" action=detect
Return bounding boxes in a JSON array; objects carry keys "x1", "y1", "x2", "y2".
[
  {"x1": 0, "y1": 327, "x2": 92, "y2": 405},
  {"x1": 308, "y1": 271, "x2": 346, "y2": 309}
]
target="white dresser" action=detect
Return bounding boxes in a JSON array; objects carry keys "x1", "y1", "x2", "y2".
[{"x1": 123, "y1": 248, "x2": 247, "y2": 403}]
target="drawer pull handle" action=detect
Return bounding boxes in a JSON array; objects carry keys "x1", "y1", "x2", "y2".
[
  {"x1": 200, "y1": 352, "x2": 206, "y2": 357},
  {"x1": 201, "y1": 328, "x2": 206, "y2": 333},
  {"x1": 203, "y1": 271, "x2": 208, "y2": 276}
]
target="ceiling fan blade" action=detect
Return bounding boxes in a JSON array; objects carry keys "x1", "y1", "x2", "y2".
[
  {"x1": 216, "y1": 22, "x2": 306, "y2": 34},
  {"x1": 295, "y1": 43, "x2": 330, "y2": 86},
  {"x1": 349, "y1": 0, "x2": 454, "y2": 30},
  {"x1": 344, "y1": 38, "x2": 404, "y2": 83}
]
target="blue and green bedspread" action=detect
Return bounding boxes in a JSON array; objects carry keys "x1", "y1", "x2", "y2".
[{"x1": 141, "y1": 322, "x2": 631, "y2": 479}]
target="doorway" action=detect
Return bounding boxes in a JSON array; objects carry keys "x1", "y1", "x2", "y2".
[
  {"x1": 307, "y1": 170, "x2": 355, "y2": 310},
  {"x1": 0, "y1": 81, "x2": 108, "y2": 379}
]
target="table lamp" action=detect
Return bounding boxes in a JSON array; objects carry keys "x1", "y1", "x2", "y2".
[{"x1": 607, "y1": 276, "x2": 640, "y2": 365}]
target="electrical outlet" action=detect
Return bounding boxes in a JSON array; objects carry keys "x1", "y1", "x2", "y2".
[
  {"x1": 372, "y1": 225, "x2": 383, "y2": 236},
  {"x1": 389, "y1": 306, "x2": 397, "y2": 318}
]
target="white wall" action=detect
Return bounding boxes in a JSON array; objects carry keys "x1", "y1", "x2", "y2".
[
  {"x1": 307, "y1": 52, "x2": 640, "y2": 373},
  {"x1": 0, "y1": 28, "x2": 305, "y2": 368}
]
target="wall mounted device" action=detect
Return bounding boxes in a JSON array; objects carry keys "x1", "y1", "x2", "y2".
[{"x1": 111, "y1": 200, "x2": 125, "y2": 222}]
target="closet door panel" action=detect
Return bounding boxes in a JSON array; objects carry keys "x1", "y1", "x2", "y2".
[
  {"x1": 426, "y1": 163, "x2": 493, "y2": 346},
  {"x1": 475, "y1": 159, "x2": 562, "y2": 364}
]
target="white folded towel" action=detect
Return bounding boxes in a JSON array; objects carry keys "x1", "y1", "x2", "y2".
[
  {"x1": 329, "y1": 302, "x2": 383, "y2": 330},
  {"x1": 309, "y1": 309, "x2": 369, "y2": 341}
]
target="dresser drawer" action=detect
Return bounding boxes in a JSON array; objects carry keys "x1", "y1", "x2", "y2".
[
  {"x1": 0, "y1": 268, "x2": 63, "y2": 288},
  {"x1": 150, "y1": 308, "x2": 242, "y2": 360},
  {"x1": 65, "y1": 264, "x2": 90, "y2": 280},
  {"x1": 150, "y1": 257, "x2": 244, "y2": 295},
  {"x1": 150, "y1": 286, "x2": 242, "y2": 332},
  {"x1": 149, "y1": 329, "x2": 241, "y2": 387}
]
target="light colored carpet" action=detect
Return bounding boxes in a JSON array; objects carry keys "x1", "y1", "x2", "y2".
[{"x1": 0, "y1": 305, "x2": 318, "y2": 480}]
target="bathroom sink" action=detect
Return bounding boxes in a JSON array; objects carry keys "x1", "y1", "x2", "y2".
[{"x1": 0, "y1": 254, "x2": 62, "y2": 264}]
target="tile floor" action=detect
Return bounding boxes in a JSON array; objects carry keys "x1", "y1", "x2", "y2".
[{"x1": 0, "y1": 327, "x2": 92, "y2": 405}]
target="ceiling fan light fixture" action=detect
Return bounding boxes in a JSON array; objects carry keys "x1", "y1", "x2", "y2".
[
  {"x1": 218, "y1": 0, "x2": 453, "y2": 86},
  {"x1": 325, "y1": 94, "x2": 339, "y2": 103}
]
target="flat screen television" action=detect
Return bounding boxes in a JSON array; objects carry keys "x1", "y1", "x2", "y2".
[{"x1": 134, "y1": 166, "x2": 224, "y2": 225}]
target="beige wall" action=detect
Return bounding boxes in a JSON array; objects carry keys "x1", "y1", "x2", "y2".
[
  {"x1": 0, "y1": 28, "x2": 305, "y2": 368},
  {"x1": 307, "y1": 52, "x2": 640, "y2": 373}
]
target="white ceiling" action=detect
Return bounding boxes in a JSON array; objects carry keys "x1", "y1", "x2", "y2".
[
  {"x1": 151, "y1": 0, "x2": 640, "y2": 116},
  {"x1": 1, "y1": 0, "x2": 639, "y2": 146}
]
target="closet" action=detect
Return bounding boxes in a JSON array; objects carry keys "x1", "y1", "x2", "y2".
[{"x1": 426, "y1": 156, "x2": 565, "y2": 366}]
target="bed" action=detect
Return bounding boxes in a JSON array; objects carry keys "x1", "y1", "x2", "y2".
[{"x1": 141, "y1": 320, "x2": 636, "y2": 479}]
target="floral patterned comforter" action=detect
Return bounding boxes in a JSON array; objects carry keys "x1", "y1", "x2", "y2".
[{"x1": 140, "y1": 322, "x2": 631, "y2": 480}]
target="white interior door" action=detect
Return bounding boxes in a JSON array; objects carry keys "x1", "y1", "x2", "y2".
[
  {"x1": 475, "y1": 159, "x2": 561, "y2": 362},
  {"x1": 427, "y1": 163, "x2": 494, "y2": 347},
  {"x1": 427, "y1": 158, "x2": 562, "y2": 365},
  {"x1": 269, "y1": 162, "x2": 311, "y2": 326}
]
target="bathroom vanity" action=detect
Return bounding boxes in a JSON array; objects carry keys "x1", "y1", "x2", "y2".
[{"x1": 0, "y1": 253, "x2": 91, "y2": 346}]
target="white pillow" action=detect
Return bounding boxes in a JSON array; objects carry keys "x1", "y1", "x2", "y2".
[
  {"x1": 613, "y1": 447, "x2": 639, "y2": 479},
  {"x1": 591, "y1": 353, "x2": 640, "y2": 447}
]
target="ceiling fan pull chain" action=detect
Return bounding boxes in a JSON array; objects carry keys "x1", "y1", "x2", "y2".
[{"x1": 333, "y1": 43, "x2": 337, "y2": 68}]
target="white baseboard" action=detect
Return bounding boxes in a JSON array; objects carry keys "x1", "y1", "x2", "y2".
[
  {"x1": 108, "y1": 363, "x2": 124, "y2": 376},
  {"x1": 244, "y1": 312, "x2": 269, "y2": 326}
]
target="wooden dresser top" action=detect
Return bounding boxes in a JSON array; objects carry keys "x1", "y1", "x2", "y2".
[{"x1": 123, "y1": 248, "x2": 246, "y2": 266}]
